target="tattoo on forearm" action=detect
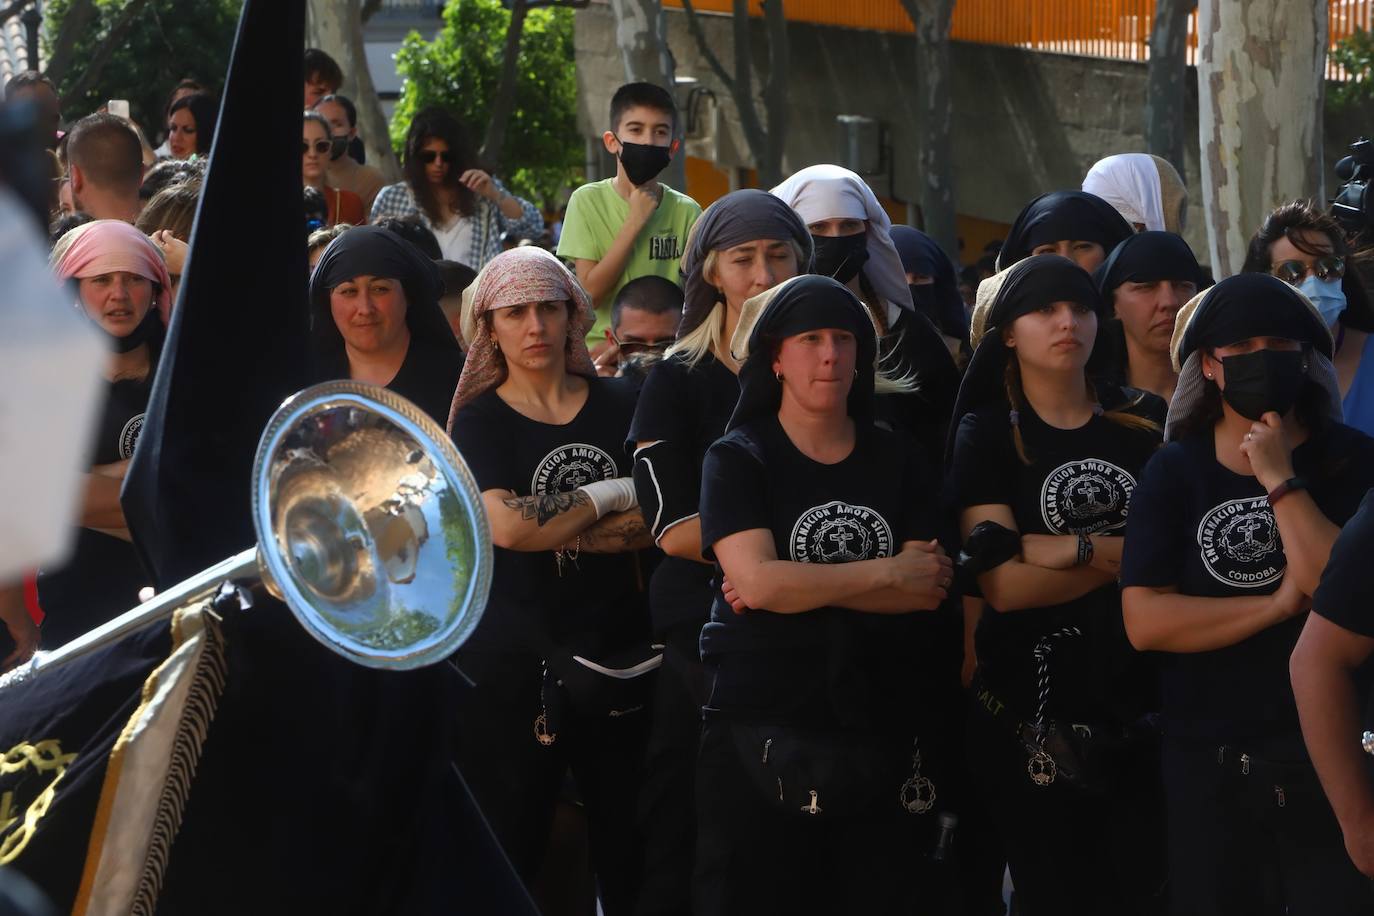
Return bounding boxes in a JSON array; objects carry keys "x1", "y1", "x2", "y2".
[
  {"x1": 581, "y1": 511, "x2": 653, "y2": 553},
  {"x1": 502, "y1": 490, "x2": 590, "y2": 526}
]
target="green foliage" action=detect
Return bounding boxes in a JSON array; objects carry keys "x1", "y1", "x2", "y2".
[
  {"x1": 1332, "y1": 28, "x2": 1374, "y2": 109},
  {"x1": 390, "y1": 0, "x2": 581, "y2": 209},
  {"x1": 44, "y1": 0, "x2": 244, "y2": 134}
]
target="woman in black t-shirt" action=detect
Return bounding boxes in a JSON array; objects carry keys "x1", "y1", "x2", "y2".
[
  {"x1": 628, "y1": 188, "x2": 811, "y2": 913},
  {"x1": 949, "y1": 254, "x2": 1166, "y2": 914},
  {"x1": 1121, "y1": 273, "x2": 1374, "y2": 915},
  {"x1": 696, "y1": 274, "x2": 952, "y2": 915},
  {"x1": 446, "y1": 246, "x2": 652, "y2": 914},
  {"x1": 1291, "y1": 489, "x2": 1374, "y2": 882},
  {"x1": 37, "y1": 220, "x2": 171, "y2": 647},
  {"x1": 308, "y1": 225, "x2": 464, "y2": 426}
]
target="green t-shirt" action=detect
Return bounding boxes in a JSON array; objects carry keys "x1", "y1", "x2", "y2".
[{"x1": 556, "y1": 178, "x2": 702, "y2": 338}]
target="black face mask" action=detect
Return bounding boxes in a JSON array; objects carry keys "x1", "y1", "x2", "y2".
[
  {"x1": 616, "y1": 139, "x2": 671, "y2": 186},
  {"x1": 909, "y1": 282, "x2": 936, "y2": 316},
  {"x1": 329, "y1": 134, "x2": 349, "y2": 161},
  {"x1": 812, "y1": 231, "x2": 869, "y2": 284},
  {"x1": 1219, "y1": 348, "x2": 1307, "y2": 421}
]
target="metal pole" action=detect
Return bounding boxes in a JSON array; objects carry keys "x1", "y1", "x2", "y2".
[{"x1": 1, "y1": 547, "x2": 259, "y2": 688}]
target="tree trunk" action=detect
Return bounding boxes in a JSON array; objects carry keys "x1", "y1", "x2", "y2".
[
  {"x1": 900, "y1": 0, "x2": 957, "y2": 259},
  {"x1": 680, "y1": 0, "x2": 788, "y2": 188},
  {"x1": 606, "y1": 0, "x2": 685, "y2": 190},
  {"x1": 53, "y1": 0, "x2": 153, "y2": 108},
  {"x1": 481, "y1": 0, "x2": 530, "y2": 169},
  {"x1": 758, "y1": 0, "x2": 788, "y2": 188},
  {"x1": 43, "y1": 0, "x2": 97, "y2": 88},
  {"x1": 307, "y1": 0, "x2": 401, "y2": 183},
  {"x1": 1145, "y1": 0, "x2": 1191, "y2": 178},
  {"x1": 1197, "y1": 0, "x2": 1326, "y2": 275}
]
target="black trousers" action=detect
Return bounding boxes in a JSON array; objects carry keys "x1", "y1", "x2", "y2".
[
  {"x1": 693, "y1": 718, "x2": 929, "y2": 916},
  {"x1": 1163, "y1": 741, "x2": 1374, "y2": 916},
  {"x1": 964, "y1": 692, "x2": 1167, "y2": 916},
  {"x1": 451, "y1": 650, "x2": 649, "y2": 916},
  {"x1": 636, "y1": 619, "x2": 709, "y2": 916}
]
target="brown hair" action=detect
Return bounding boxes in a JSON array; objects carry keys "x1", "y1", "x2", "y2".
[
  {"x1": 135, "y1": 180, "x2": 201, "y2": 241},
  {"x1": 1003, "y1": 358, "x2": 1160, "y2": 465}
]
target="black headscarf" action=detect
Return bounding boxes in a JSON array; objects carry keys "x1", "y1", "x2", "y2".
[
  {"x1": 308, "y1": 225, "x2": 464, "y2": 424},
  {"x1": 727, "y1": 274, "x2": 877, "y2": 432},
  {"x1": 1093, "y1": 231, "x2": 1204, "y2": 307},
  {"x1": 891, "y1": 225, "x2": 969, "y2": 343},
  {"x1": 1090, "y1": 231, "x2": 1204, "y2": 386},
  {"x1": 680, "y1": 189, "x2": 813, "y2": 338},
  {"x1": 1175, "y1": 272, "x2": 1333, "y2": 365},
  {"x1": 947, "y1": 255, "x2": 1102, "y2": 464},
  {"x1": 996, "y1": 191, "x2": 1135, "y2": 271}
]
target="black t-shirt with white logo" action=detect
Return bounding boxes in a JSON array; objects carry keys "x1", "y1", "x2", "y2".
[
  {"x1": 698, "y1": 415, "x2": 941, "y2": 731},
  {"x1": 1121, "y1": 421, "x2": 1374, "y2": 746},
  {"x1": 450, "y1": 377, "x2": 647, "y2": 653},
  {"x1": 627, "y1": 352, "x2": 739, "y2": 631},
  {"x1": 37, "y1": 376, "x2": 156, "y2": 647},
  {"x1": 948, "y1": 389, "x2": 1165, "y2": 723}
]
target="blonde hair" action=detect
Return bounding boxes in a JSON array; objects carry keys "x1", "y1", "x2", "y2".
[{"x1": 667, "y1": 240, "x2": 809, "y2": 368}]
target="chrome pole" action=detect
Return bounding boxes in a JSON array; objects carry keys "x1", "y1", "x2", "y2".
[{"x1": 3, "y1": 547, "x2": 259, "y2": 687}]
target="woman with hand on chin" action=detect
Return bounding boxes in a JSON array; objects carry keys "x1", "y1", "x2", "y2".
[
  {"x1": 446, "y1": 246, "x2": 652, "y2": 914},
  {"x1": 370, "y1": 108, "x2": 542, "y2": 269},
  {"x1": 1121, "y1": 273, "x2": 1374, "y2": 915},
  {"x1": 695, "y1": 273, "x2": 952, "y2": 914}
]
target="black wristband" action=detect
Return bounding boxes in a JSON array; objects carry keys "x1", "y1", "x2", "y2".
[{"x1": 1076, "y1": 532, "x2": 1094, "y2": 566}]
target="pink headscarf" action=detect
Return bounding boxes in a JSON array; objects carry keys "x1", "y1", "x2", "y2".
[
  {"x1": 447, "y1": 246, "x2": 596, "y2": 430},
  {"x1": 50, "y1": 220, "x2": 174, "y2": 326}
]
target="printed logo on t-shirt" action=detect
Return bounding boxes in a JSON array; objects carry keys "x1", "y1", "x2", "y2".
[
  {"x1": 119, "y1": 413, "x2": 145, "y2": 460},
  {"x1": 789, "y1": 501, "x2": 893, "y2": 564},
  {"x1": 1196, "y1": 496, "x2": 1285, "y2": 589},
  {"x1": 1040, "y1": 459, "x2": 1136, "y2": 534},
  {"x1": 531, "y1": 443, "x2": 618, "y2": 495},
  {"x1": 648, "y1": 233, "x2": 682, "y2": 261}
]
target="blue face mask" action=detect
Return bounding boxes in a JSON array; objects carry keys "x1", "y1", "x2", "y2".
[{"x1": 1297, "y1": 274, "x2": 1346, "y2": 328}]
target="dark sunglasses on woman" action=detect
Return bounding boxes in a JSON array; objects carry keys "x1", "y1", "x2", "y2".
[
  {"x1": 302, "y1": 139, "x2": 332, "y2": 156},
  {"x1": 1272, "y1": 256, "x2": 1345, "y2": 285},
  {"x1": 419, "y1": 150, "x2": 453, "y2": 165}
]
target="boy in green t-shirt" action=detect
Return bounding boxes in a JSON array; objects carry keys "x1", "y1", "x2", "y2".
[{"x1": 557, "y1": 82, "x2": 702, "y2": 338}]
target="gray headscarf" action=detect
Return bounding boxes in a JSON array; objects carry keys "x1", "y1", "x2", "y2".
[{"x1": 678, "y1": 188, "x2": 813, "y2": 338}]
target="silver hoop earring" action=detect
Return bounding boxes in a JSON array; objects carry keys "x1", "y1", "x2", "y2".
[{"x1": 775, "y1": 372, "x2": 784, "y2": 382}]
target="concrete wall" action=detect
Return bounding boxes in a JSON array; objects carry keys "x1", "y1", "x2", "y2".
[{"x1": 574, "y1": 3, "x2": 1374, "y2": 264}]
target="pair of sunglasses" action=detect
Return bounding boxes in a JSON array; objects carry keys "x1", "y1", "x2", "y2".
[
  {"x1": 418, "y1": 150, "x2": 453, "y2": 165},
  {"x1": 1272, "y1": 256, "x2": 1345, "y2": 285},
  {"x1": 611, "y1": 332, "x2": 675, "y2": 357},
  {"x1": 302, "y1": 139, "x2": 332, "y2": 156}
]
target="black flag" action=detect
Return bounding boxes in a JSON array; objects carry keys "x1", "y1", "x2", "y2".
[
  {"x1": 120, "y1": 0, "x2": 312, "y2": 589},
  {"x1": 108, "y1": 2, "x2": 535, "y2": 911}
]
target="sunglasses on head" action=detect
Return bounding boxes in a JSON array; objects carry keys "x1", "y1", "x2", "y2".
[
  {"x1": 419, "y1": 150, "x2": 452, "y2": 165},
  {"x1": 302, "y1": 139, "x2": 332, "y2": 156},
  {"x1": 1272, "y1": 256, "x2": 1345, "y2": 285}
]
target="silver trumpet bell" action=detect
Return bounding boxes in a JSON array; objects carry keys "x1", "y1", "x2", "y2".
[{"x1": 6, "y1": 380, "x2": 492, "y2": 681}]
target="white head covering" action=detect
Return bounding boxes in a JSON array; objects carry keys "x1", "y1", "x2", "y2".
[
  {"x1": 1082, "y1": 153, "x2": 1167, "y2": 233},
  {"x1": 771, "y1": 164, "x2": 914, "y2": 313}
]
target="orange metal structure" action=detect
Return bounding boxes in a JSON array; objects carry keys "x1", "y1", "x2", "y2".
[{"x1": 660, "y1": 0, "x2": 1372, "y2": 80}]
